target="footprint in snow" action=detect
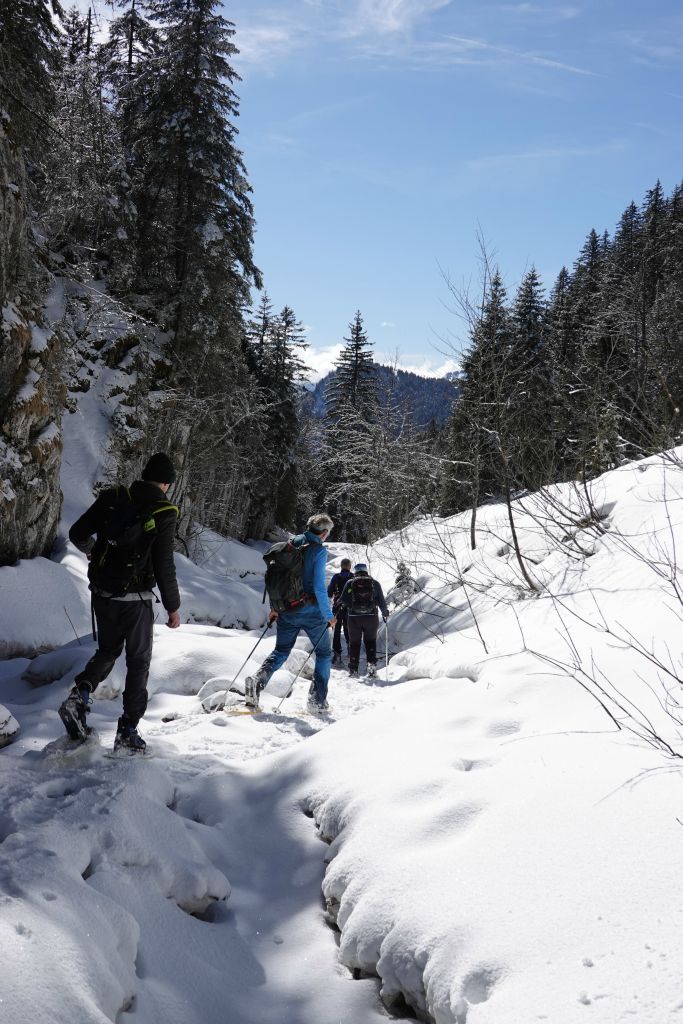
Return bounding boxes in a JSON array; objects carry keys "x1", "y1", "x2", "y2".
[{"x1": 487, "y1": 720, "x2": 521, "y2": 738}]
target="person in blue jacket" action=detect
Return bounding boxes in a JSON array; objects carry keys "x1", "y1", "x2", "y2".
[{"x1": 245, "y1": 513, "x2": 335, "y2": 714}]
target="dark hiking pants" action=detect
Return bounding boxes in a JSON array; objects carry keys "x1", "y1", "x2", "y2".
[
  {"x1": 332, "y1": 608, "x2": 349, "y2": 654},
  {"x1": 75, "y1": 595, "x2": 154, "y2": 726},
  {"x1": 348, "y1": 613, "x2": 378, "y2": 672}
]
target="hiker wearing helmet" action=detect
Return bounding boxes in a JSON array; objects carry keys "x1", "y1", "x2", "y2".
[
  {"x1": 58, "y1": 452, "x2": 181, "y2": 754},
  {"x1": 327, "y1": 557, "x2": 353, "y2": 664},
  {"x1": 339, "y1": 563, "x2": 389, "y2": 679},
  {"x1": 245, "y1": 513, "x2": 335, "y2": 715}
]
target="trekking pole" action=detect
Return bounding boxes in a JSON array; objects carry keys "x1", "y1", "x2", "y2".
[
  {"x1": 227, "y1": 622, "x2": 272, "y2": 693},
  {"x1": 63, "y1": 606, "x2": 83, "y2": 646},
  {"x1": 384, "y1": 617, "x2": 389, "y2": 682},
  {"x1": 273, "y1": 625, "x2": 330, "y2": 714}
]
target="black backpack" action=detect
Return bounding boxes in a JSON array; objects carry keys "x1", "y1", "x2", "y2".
[
  {"x1": 89, "y1": 486, "x2": 178, "y2": 596},
  {"x1": 263, "y1": 540, "x2": 309, "y2": 612},
  {"x1": 348, "y1": 575, "x2": 376, "y2": 614}
]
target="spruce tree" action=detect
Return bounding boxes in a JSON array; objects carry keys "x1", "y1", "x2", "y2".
[
  {"x1": 508, "y1": 267, "x2": 553, "y2": 488},
  {"x1": 651, "y1": 182, "x2": 683, "y2": 443},
  {"x1": 245, "y1": 290, "x2": 274, "y2": 377},
  {"x1": 0, "y1": 0, "x2": 61, "y2": 151},
  {"x1": 442, "y1": 270, "x2": 518, "y2": 525},
  {"x1": 42, "y1": 6, "x2": 118, "y2": 250},
  {"x1": 241, "y1": 300, "x2": 308, "y2": 532},
  {"x1": 323, "y1": 311, "x2": 379, "y2": 541},
  {"x1": 104, "y1": 0, "x2": 160, "y2": 290},
  {"x1": 132, "y1": 0, "x2": 260, "y2": 337},
  {"x1": 325, "y1": 310, "x2": 378, "y2": 420},
  {"x1": 113, "y1": 0, "x2": 263, "y2": 538}
]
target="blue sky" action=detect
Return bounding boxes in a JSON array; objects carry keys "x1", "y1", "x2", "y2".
[{"x1": 224, "y1": 0, "x2": 683, "y2": 378}]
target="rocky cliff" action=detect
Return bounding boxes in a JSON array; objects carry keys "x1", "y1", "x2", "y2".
[{"x1": 0, "y1": 114, "x2": 64, "y2": 565}]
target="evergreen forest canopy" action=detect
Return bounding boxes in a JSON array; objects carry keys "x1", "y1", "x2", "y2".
[
  {"x1": 0, "y1": 0, "x2": 682, "y2": 558},
  {"x1": 441, "y1": 181, "x2": 683, "y2": 519}
]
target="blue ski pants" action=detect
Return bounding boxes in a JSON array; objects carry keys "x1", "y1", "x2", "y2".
[{"x1": 259, "y1": 604, "x2": 332, "y2": 703}]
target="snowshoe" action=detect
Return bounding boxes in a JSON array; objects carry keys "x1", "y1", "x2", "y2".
[
  {"x1": 113, "y1": 717, "x2": 147, "y2": 755},
  {"x1": 305, "y1": 696, "x2": 330, "y2": 716},
  {"x1": 58, "y1": 684, "x2": 92, "y2": 743},
  {"x1": 244, "y1": 670, "x2": 268, "y2": 710}
]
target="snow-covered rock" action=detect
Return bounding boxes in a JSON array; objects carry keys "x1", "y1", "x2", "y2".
[{"x1": 0, "y1": 703, "x2": 19, "y2": 747}]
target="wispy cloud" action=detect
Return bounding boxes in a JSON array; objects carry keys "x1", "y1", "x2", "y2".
[
  {"x1": 616, "y1": 29, "x2": 682, "y2": 67},
  {"x1": 630, "y1": 121, "x2": 678, "y2": 139},
  {"x1": 381, "y1": 321, "x2": 396, "y2": 328},
  {"x1": 343, "y1": 0, "x2": 452, "y2": 37},
  {"x1": 496, "y1": 3, "x2": 581, "y2": 20},
  {"x1": 464, "y1": 139, "x2": 626, "y2": 173},
  {"x1": 398, "y1": 33, "x2": 597, "y2": 76},
  {"x1": 233, "y1": 0, "x2": 595, "y2": 78},
  {"x1": 235, "y1": 0, "x2": 453, "y2": 66},
  {"x1": 235, "y1": 22, "x2": 305, "y2": 66}
]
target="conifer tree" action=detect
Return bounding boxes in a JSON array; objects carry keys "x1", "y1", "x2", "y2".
[
  {"x1": 323, "y1": 311, "x2": 379, "y2": 541},
  {"x1": 241, "y1": 300, "x2": 308, "y2": 532},
  {"x1": 0, "y1": 0, "x2": 61, "y2": 151},
  {"x1": 325, "y1": 310, "x2": 378, "y2": 420},
  {"x1": 442, "y1": 271, "x2": 515, "y2": 516},
  {"x1": 131, "y1": 0, "x2": 260, "y2": 338},
  {"x1": 107, "y1": 0, "x2": 264, "y2": 538},
  {"x1": 651, "y1": 182, "x2": 683, "y2": 443},
  {"x1": 508, "y1": 267, "x2": 552, "y2": 488},
  {"x1": 42, "y1": 6, "x2": 117, "y2": 250},
  {"x1": 103, "y1": 0, "x2": 160, "y2": 290},
  {"x1": 244, "y1": 290, "x2": 274, "y2": 377}
]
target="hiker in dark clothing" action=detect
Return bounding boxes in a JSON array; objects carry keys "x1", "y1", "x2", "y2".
[
  {"x1": 339, "y1": 563, "x2": 389, "y2": 678},
  {"x1": 59, "y1": 452, "x2": 181, "y2": 753},
  {"x1": 327, "y1": 558, "x2": 353, "y2": 664}
]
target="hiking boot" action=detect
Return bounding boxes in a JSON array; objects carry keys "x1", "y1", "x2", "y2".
[
  {"x1": 306, "y1": 695, "x2": 329, "y2": 716},
  {"x1": 58, "y1": 683, "x2": 92, "y2": 742},
  {"x1": 114, "y1": 717, "x2": 147, "y2": 754},
  {"x1": 348, "y1": 667, "x2": 358, "y2": 678},
  {"x1": 332, "y1": 652, "x2": 342, "y2": 666},
  {"x1": 367, "y1": 663, "x2": 377, "y2": 678},
  {"x1": 245, "y1": 670, "x2": 267, "y2": 709}
]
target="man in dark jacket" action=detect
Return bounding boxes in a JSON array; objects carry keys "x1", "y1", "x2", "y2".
[
  {"x1": 59, "y1": 452, "x2": 181, "y2": 753},
  {"x1": 339, "y1": 563, "x2": 389, "y2": 678},
  {"x1": 327, "y1": 557, "x2": 353, "y2": 664}
]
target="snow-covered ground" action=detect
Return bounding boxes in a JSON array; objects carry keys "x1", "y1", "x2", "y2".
[{"x1": 3, "y1": 341, "x2": 683, "y2": 1021}]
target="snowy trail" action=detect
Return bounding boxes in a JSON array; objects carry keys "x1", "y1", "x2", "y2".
[
  {"x1": 7, "y1": 451, "x2": 683, "y2": 1022},
  {"x1": 0, "y1": 655, "x2": 410, "y2": 1024}
]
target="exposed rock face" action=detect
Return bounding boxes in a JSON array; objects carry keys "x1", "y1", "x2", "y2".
[{"x1": 0, "y1": 116, "x2": 64, "y2": 566}]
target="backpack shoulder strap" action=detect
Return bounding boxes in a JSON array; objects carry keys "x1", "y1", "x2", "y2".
[{"x1": 150, "y1": 502, "x2": 180, "y2": 518}]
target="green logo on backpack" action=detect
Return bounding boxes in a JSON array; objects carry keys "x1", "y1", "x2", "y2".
[{"x1": 90, "y1": 487, "x2": 178, "y2": 596}]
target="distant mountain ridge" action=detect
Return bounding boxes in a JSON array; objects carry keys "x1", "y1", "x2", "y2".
[{"x1": 304, "y1": 363, "x2": 459, "y2": 429}]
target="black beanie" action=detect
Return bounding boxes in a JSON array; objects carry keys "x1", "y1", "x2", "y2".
[{"x1": 141, "y1": 452, "x2": 176, "y2": 484}]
